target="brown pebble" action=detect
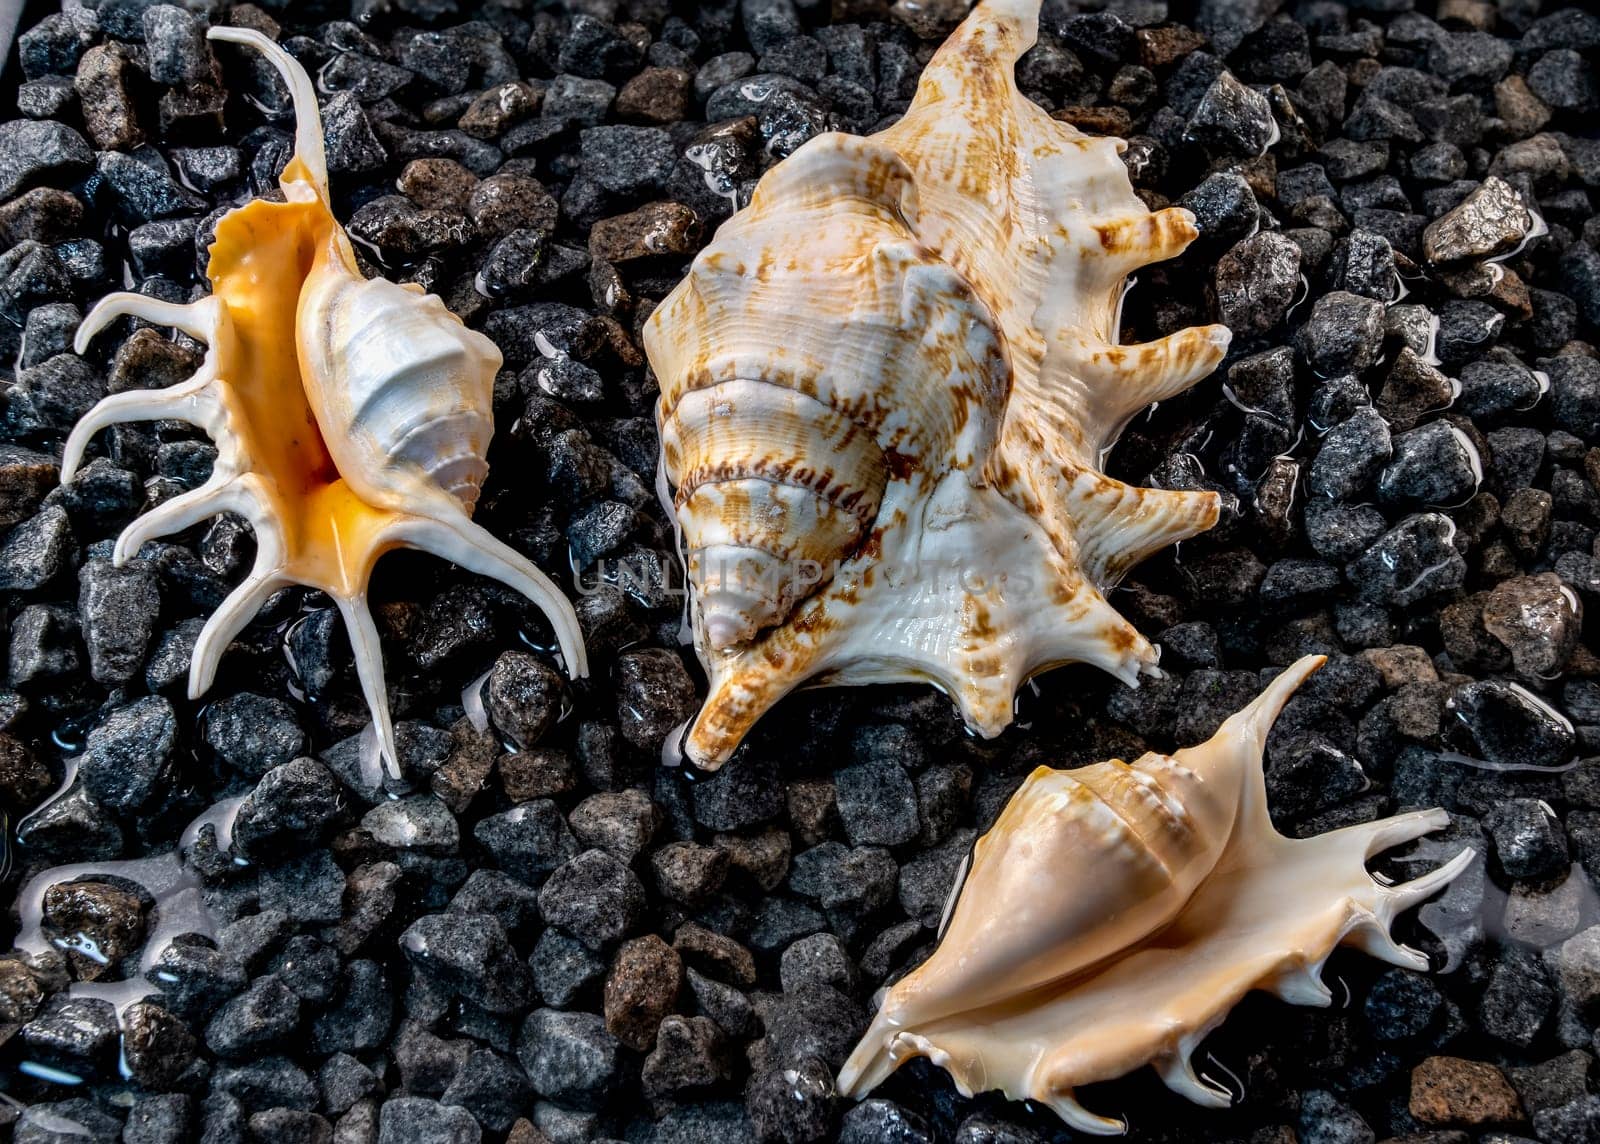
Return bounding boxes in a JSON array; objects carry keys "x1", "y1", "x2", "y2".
[
  {"x1": 397, "y1": 158, "x2": 479, "y2": 213},
  {"x1": 42, "y1": 879, "x2": 148, "y2": 982},
  {"x1": 460, "y1": 81, "x2": 544, "y2": 139},
  {"x1": 672, "y1": 922, "x2": 757, "y2": 987},
  {"x1": 499, "y1": 748, "x2": 578, "y2": 802},
  {"x1": 589, "y1": 201, "x2": 701, "y2": 262},
  {"x1": 603, "y1": 934, "x2": 683, "y2": 1051},
  {"x1": 616, "y1": 67, "x2": 692, "y2": 125},
  {"x1": 1409, "y1": 1055, "x2": 1523, "y2": 1127},
  {"x1": 75, "y1": 44, "x2": 143, "y2": 151}
]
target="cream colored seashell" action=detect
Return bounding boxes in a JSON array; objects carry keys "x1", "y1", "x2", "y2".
[
  {"x1": 837, "y1": 655, "x2": 1475, "y2": 1133},
  {"x1": 60, "y1": 27, "x2": 587, "y2": 769},
  {"x1": 645, "y1": 0, "x2": 1231, "y2": 769}
]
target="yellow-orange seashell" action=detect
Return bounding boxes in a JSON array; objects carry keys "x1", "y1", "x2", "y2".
[{"x1": 61, "y1": 27, "x2": 587, "y2": 769}]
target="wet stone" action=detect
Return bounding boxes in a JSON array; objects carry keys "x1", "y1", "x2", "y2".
[
  {"x1": 1350, "y1": 513, "x2": 1468, "y2": 608},
  {"x1": 1299, "y1": 290, "x2": 1386, "y2": 377},
  {"x1": 1482, "y1": 573, "x2": 1582, "y2": 678},
  {"x1": 9, "y1": 601, "x2": 81, "y2": 686},
  {"x1": 475, "y1": 801, "x2": 578, "y2": 883},
  {"x1": 1215, "y1": 231, "x2": 1302, "y2": 337},
  {"x1": 486, "y1": 650, "x2": 566, "y2": 750},
  {"x1": 143, "y1": 5, "x2": 212, "y2": 87},
  {"x1": 579, "y1": 125, "x2": 677, "y2": 197},
  {"x1": 1448, "y1": 679, "x2": 1575, "y2": 768},
  {"x1": 1423, "y1": 176, "x2": 1535, "y2": 265},
  {"x1": 95, "y1": 150, "x2": 205, "y2": 224},
  {"x1": 460, "y1": 81, "x2": 542, "y2": 138},
  {"x1": 75, "y1": 45, "x2": 141, "y2": 150},
  {"x1": 1486, "y1": 799, "x2": 1569, "y2": 881},
  {"x1": 615, "y1": 647, "x2": 699, "y2": 751},
  {"x1": 1458, "y1": 356, "x2": 1543, "y2": 419},
  {"x1": 203, "y1": 693, "x2": 306, "y2": 777},
  {"x1": 77, "y1": 558, "x2": 158, "y2": 686},
  {"x1": 204, "y1": 975, "x2": 301, "y2": 1059},
  {"x1": 363, "y1": 795, "x2": 459, "y2": 854},
  {"x1": 233, "y1": 758, "x2": 344, "y2": 859},
  {"x1": 1186, "y1": 71, "x2": 1276, "y2": 158},
  {"x1": 401, "y1": 912, "x2": 531, "y2": 1014},
  {"x1": 834, "y1": 758, "x2": 920, "y2": 847},
  {"x1": 589, "y1": 201, "x2": 701, "y2": 262},
  {"x1": 1378, "y1": 350, "x2": 1456, "y2": 430},
  {"x1": 1309, "y1": 408, "x2": 1392, "y2": 501},
  {"x1": 21, "y1": 994, "x2": 119, "y2": 1061},
  {"x1": 1547, "y1": 355, "x2": 1600, "y2": 444},
  {"x1": 80, "y1": 694, "x2": 177, "y2": 813},
  {"x1": 569, "y1": 789, "x2": 657, "y2": 860},
  {"x1": 1378, "y1": 420, "x2": 1482, "y2": 508},
  {"x1": 603, "y1": 933, "x2": 682, "y2": 1050},
  {"x1": 0, "y1": 503, "x2": 75, "y2": 590},
  {"x1": 1528, "y1": 49, "x2": 1598, "y2": 112}
]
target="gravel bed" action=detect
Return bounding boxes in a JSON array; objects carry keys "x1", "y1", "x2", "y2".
[{"x1": 2, "y1": 0, "x2": 1600, "y2": 1141}]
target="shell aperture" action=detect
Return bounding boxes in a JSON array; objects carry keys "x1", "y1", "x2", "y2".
[
  {"x1": 836, "y1": 655, "x2": 1475, "y2": 1133},
  {"x1": 645, "y1": 0, "x2": 1232, "y2": 770},
  {"x1": 61, "y1": 27, "x2": 587, "y2": 769}
]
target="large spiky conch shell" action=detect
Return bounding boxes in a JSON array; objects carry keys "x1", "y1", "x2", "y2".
[
  {"x1": 61, "y1": 27, "x2": 587, "y2": 767},
  {"x1": 644, "y1": 0, "x2": 1230, "y2": 769},
  {"x1": 838, "y1": 656, "x2": 1474, "y2": 1133}
]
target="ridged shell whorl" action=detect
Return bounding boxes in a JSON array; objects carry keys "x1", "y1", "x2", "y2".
[
  {"x1": 654, "y1": 136, "x2": 1009, "y2": 649},
  {"x1": 645, "y1": 0, "x2": 1232, "y2": 769},
  {"x1": 300, "y1": 267, "x2": 499, "y2": 513},
  {"x1": 839, "y1": 657, "x2": 1476, "y2": 1133}
]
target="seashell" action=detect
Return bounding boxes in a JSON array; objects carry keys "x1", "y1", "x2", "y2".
[
  {"x1": 837, "y1": 655, "x2": 1475, "y2": 1133},
  {"x1": 645, "y1": 0, "x2": 1231, "y2": 769},
  {"x1": 61, "y1": 27, "x2": 587, "y2": 768}
]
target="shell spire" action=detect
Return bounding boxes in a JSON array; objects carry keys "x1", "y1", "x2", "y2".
[
  {"x1": 837, "y1": 657, "x2": 1475, "y2": 1133},
  {"x1": 645, "y1": 0, "x2": 1230, "y2": 769},
  {"x1": 62, "y1": 28, "x2": 587, "y2": 772}
]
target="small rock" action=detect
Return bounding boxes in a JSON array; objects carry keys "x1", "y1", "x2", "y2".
[
  {"x1": 1309, "y1": 408, "x2": 1392, "y2": 501},
  {"x1": 1378, "y1": 420, "x2": 1482, "y2": 507},
  {"x1": 834, "y1": 758, "x2": 919, "y2": 847},
  {"x1": 539, "y1": 848, "x2": 646, "y2": 949},
  {"x1": 615, "y1": 648, "x2": 698, "y2": 750},
  {"x1": 203, "y1": 693, "x2": 306, "y2": 777},
  {"x1": 589, "y1": 201, "x2": 701, "y2": 261},
  {"x1": 1214, "y1": 231, "x2": 1302, "y2": 337},
  {"x1": 401, "y1": 912, "x2": 531, "y2": 1014},
  {"x1": 1447, "y1": 679, "x2": 1574, "y2": 768},
  {"x1": 1482, "y1": 573, "x2": 1581, "y2": 678},
  {"x1": 77, "y1": 557, "x2": 158, "y2": 685},
  {"x1": 569, "y1": 789, "x2": 657, "y2": 860},
  {"x1": 362, "y1": 795, "x2": 459, "y2": 854},
  {"x1": 1486, "y1": 799, "x2": 1568, "y2": 881},
  {"x1": 377, "y1": 1097, "x2": 480, "y2": 1144},
  {"x1": 603, "y1": 934, "x2": 682, "y2": 1050},
  {"x1": 1409, "y1": 1055, "x2": 1523, "y2": 1126},
  {"x1": 485, "y1": 651, "x2": 566, "y2": 750},
  {"x1": 1423, "y1": 176, "x2": 1535, "y2": 265},
  {"x1": 1349, "y1": 514, "x2": 1467, "y2": 608},
  {"x1": 1298, "y1": 290, "x2": 1386, "y2": 377},
  {"x1": 79, "y1": 694, "x2": 177, "y2": 813},
  {"x1": 517, "y1": 1009, "x2": 623, "y2": 1109},
  {"x1": 1187, "y1": 71, "x2": 1276, "y2": 158}
]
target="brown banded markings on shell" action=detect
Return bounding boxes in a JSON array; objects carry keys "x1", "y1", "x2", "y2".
[
  {"x1": 837, "y1": 656, "x2": 1476, "y2": 1134},
  {"x1": 60, "y1": 27, "x2": 587, "y2": 770},
  {"x1": 645, "y1": 0, "x2": 1232, "y2": 770}
]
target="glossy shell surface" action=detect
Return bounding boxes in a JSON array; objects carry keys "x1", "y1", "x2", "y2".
[
  {"x1": 646, "y1": 0, "x2": 1231, "y2": 769},
  {"x1": 837, "y1": 656, "x2": 1474, "y2": 1133},
  {"x1": 62, "y1": 27, "x2": 587, "y2": 768}
]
